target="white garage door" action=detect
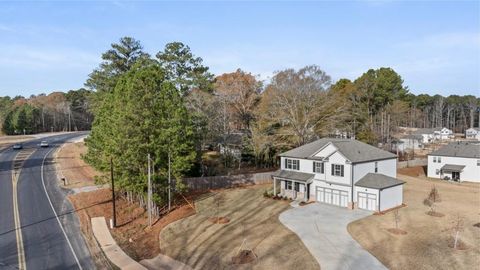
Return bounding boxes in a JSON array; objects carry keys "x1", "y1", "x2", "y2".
[
  {"x1": 316, "y1": 187, "x2": 348, "y2": 207},
  {"x1": 357, "y1": 192, "x2": 377, "y2": 211}
]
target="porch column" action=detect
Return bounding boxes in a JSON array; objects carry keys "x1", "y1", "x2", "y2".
[{"x1": 273, "y1": 177, "x2": 276, "y2": 196}]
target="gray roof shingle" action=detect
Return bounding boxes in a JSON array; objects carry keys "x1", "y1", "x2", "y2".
[
  {"x1": 279, "y1": 138, "x2": 397, "y2": 163},
  {"x1": 429, "y1": 142, "x2": 480, "y2": 159},
  {"x1": 440, "y1": 164, "x2": 466, "y2": 172},
  {"x1": 355, "y1": 173, "x2": 405, "y2": 189},
  {"x1": 271, "y1": 170, "x2": 315, "y2": 182}
]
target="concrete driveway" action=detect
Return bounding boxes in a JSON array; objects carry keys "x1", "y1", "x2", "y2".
[{"x1": 279, "y1": 203, "x2": 386, "y2": 270}]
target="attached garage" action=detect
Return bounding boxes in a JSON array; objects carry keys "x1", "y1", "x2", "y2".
[
  {"x1": 316, "y1": 187, "x2": 348, "y2": 207},
  {"x1": 355, "y1": 173, "x2": 405, "y2": 212},
  {"x1": 357, "y1": 192, "x2": 377, "y2": 211}
]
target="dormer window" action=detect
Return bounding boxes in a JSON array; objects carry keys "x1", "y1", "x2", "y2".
[
  {"x1": 374, "y1": 162, "x2": 378, "y2": 173},
  {"x1": 285, "y1": 158, "x2": 300, "y2": 170}
]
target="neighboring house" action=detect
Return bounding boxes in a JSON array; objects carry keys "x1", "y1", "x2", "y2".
[
  {"x1": 218, "y1": 133, "x2": 244, "y2": 159},
  {"x1": 271, "y1": 138, "x2": 404, "y2": 212},
  {"x1": 413, "y1": 127, "x2": 454, "y2": 143},
  {"x1": 427, "y1": 142, "x2": 480, "y2": 182},
  {"x1": 392, "y1": 134, "x2": 424, "y2": 152},
  {"x1": 465, "y1": 127, "x2": 480, "y2": 140}
]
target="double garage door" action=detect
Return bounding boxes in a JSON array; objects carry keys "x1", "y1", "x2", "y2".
[
  {"x1": 316, "y1": 187, "x2": 348, "y2": 207},
  {"x1": 357, "y1": 192, "x2": 377, "y2": 211}
]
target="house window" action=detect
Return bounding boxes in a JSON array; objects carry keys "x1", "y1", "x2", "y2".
[
  {"x1": 331, "y1": 164, "x2": 344, "y2": 177},
  {"x1": 313, "y1": 162, "x2": 324, "y2": 173},
  {"x1": 477, "y1": 160, "x2": 480, "y2": 166},
  {"x1": 436, "y1": 169, "x2": 440, "y2": 175},
  {"x1": 374, "y1": 162, "x2": 378, "y2": 173},
  {"x1": 433, "y1": 157, "x2": 437, "y2": 163},
  {"x1": 438, "y1": 157, "x2": 441, "y2": 163},
  {"x1": 294, "y1": 182, "x2": 300, "y2": 192},
  {"x1": 285, "y1": 159, "x2": 300, "y2": 170},
  {"x1": 284, "y1": 181, "x2": 293, "y2": 190}
]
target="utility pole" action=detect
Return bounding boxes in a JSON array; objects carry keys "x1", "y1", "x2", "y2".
[
  {"x1": 168, "y1": 150, "x2": 171, "y2": 212},
  {"x1": 147, "y1": 153, "x2": 152, "y2": 227},
  {"x1": 110, "y1": 157, "x2": 116, "y2": 228}
]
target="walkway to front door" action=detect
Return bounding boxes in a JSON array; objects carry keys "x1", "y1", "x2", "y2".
[{"x1": 279, "y1": 203, "x2": 386, "y2": 270}]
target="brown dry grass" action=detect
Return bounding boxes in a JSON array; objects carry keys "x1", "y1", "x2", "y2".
[
  {"x1": 55, "y1": 141, "x2": 101, "y2": 188},
  {"x1": 348, "y1": 169, "x2": 480, "y2": 270},
  {"x1": 159, "y1": 185, "x2": 320, "y2": 270},
  {"x1": 69, "y1": 189, "x2": 196, "y2": 261}
]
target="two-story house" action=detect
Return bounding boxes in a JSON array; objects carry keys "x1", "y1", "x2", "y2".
[
  {"x1": 465, "y1": 127, "x2": 480, "y2": 140},
  {"x1": 427, "y1": 142, "x2": 480, "y2": 182},
  {"x1": 272, "y1": 138, "x2": 404, "y2": 211},
  {"x1": 413, "y1": 127, "x2": 454, "y2": 144}
]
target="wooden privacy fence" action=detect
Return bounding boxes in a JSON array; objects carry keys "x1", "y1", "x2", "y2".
[
  {"x1": 397, "y1": 158, "x2": 427, "y2": 168},
  {"x1": 182, "y1": 171, "x2": 274, "y2": 191}
]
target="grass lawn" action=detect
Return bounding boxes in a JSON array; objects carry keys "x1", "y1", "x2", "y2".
[
  {"x1": 348, "y1": 170, "x2": 480, "y2": 270},
  {"x1": 159, "y1": 185, "x2": 320, "y2": 270}
]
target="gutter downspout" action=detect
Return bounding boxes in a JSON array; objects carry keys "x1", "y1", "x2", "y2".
[{"x1": 351, "y1": 162, "x2": 354, "y2": 209}]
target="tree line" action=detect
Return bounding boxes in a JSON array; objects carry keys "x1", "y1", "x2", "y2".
[
  {"x1": 1, "y1": 36, "x2": 478, "y2": 208},
  {"x1": 0, "y1": 89, "x2": 93, "y2": 135}
]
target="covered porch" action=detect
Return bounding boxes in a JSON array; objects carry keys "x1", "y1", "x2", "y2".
[
  {"x1": 440, "y1": 164, "x2": 465, "y2": 181},
  {"x1": 271, "y1": 170, "x2": 314, "y2": 202}
]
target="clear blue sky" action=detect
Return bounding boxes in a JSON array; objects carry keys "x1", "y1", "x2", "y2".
[{"x1": 0, "y1": 1, "x2": 479, "y2": 97}]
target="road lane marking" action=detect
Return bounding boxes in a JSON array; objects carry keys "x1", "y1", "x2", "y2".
[
  {"x1": 12, "y1": 150, "x2": 35, "y2": 270},
  {"x1": 41, "y1": 147, "x2": 83, "y2": 270}
]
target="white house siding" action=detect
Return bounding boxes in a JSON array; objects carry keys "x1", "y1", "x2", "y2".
[
  {"x1": 379, "y1": 185, "x2": 403, "y2": 211},
  {"x1": 353, "y1": 158, "x2": 397, "y2": 183},
  {"x1": 427, "y1": 155, "x2": 480, "y2": 182},
  {"x1": 400, "y1": 138, "x2": 422, "y2": 150},
  {"x1": 324, "y1": 152, "x2": 351, "y2": 186}
]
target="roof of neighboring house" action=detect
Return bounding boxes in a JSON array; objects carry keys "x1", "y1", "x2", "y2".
[
  {"x1": 279, "y1": 138, "x2": 397, "y2": 163},
  {"x1": 411, "y1": 128, "x2": 444, "y2": 135},
  {"x1": 429, "y1": 142, "x2": 480, "y2": 159},
  {"x1": 355, "y1": 173, "x2": 405, "y2": 189},
  {"x1": 466, "y1": 127, "x2": 480, "y2": 132},
  {"x1": 399, "y1": 134, "x2": 423, "y2": 141},
  {"x1": 217, "y1": 133, "x2": 244, "y2": 147},
  {"x1": 271, "y1": 170, "x2": 315, "y2": 183},
  {"x1": 440, "y1": 164, "x2": 466, "y2": 172}
]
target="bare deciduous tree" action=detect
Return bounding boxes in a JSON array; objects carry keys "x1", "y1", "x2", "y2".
[
  {"x1": 393, "y1": 209, "x2": 401, "y2": 230},
  {"x1": 452, "y1": 213, "x2": 465, "y2": 249}
]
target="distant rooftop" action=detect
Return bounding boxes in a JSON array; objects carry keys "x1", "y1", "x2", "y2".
[
  {"x1": 279, "y1": 138, "x2": 396, "y2": 163},
  {"x1": 429, "y1": 142, "x2": 480, "y2": 159}
]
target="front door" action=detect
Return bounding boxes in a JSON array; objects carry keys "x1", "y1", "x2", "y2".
[{"x1": 452, "y1": 171, "x2": 460, "y2": 181}]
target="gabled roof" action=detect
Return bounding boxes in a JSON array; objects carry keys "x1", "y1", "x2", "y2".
[
  {"x1": 355, "y1": 173, "x2": 405, "y2": 189},
  {"x1": 429, "y1": 142, "x2": 480, "y2": 159},
  {"x1": 279, "y1": 138, "x2": 396, "y2": 163},
  {"x1": 271, "y1": 170, "x2": 314, "y2": 183}
]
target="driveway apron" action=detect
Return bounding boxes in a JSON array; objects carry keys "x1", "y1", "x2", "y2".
[{"x1": 279, "y1": 203, "x2": 386, "y2": 270}]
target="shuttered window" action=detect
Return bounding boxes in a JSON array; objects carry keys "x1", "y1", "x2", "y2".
[
  {"x1": 331, "y1": 164, "x2": 344, "y2": 177},
  {"x1": 285, "y1": 159, "x2": 300, "y2": 170},
  {"x1": 313, "y1": 162, "x2": 324, "y2": 173}
]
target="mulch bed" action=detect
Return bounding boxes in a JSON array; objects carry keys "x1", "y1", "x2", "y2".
[
  {"x1": 387, "y1": 228, "x2": 408, "y2": 235},
  {"x1": 209, "y1": 216, "x2": 230, "y2": 224},
  {"x1": 231, "y1": 250, "x2": 257, "y2": 265},
  {"x1": 426, "y1": 211, "x2": 445, "y2": 217},
  {"x1": 299, "y1": 201, "x2": 314, "y2": 206}
]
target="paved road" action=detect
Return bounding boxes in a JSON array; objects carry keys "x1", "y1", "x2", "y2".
[
  {"x1": 279, "y1": 203, "x2": 386, "y2": 270},
  {"x1": 0, "y1": 133, "x2": 94, "y2": 270}
]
